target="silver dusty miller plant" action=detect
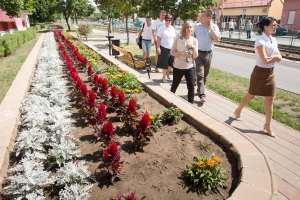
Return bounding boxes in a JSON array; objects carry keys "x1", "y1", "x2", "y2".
[{"x1": 4, "y1": 32, "x2": 92, "y2": 199}]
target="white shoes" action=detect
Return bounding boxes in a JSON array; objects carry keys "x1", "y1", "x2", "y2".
[
  {"x1": 155, "y1": 68, "x2": 159, "y2": 73},
  {"x1": 162, "y1": 78, "x2": 167, "y2": 83}
]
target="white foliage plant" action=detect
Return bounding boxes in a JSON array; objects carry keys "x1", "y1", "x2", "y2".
[{"x1": 4, "y1": 32, "x2": 92, "y2": 200}]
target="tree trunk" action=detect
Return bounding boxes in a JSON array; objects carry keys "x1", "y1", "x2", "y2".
[
  {"x1": 75, "y1": 13, "x2": 78, "y2": 24},
  {"x1": 126, "y1": 16, "x2": 129, "y2": 45},
  {"x1": 64, "y1": 13, "x2": 71, "y2": 31}
]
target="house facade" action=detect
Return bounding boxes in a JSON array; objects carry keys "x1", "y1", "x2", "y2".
[
  {"x1": 218, "y1": 0, "x2": 284, "y2": 31},
  {"x1": 0, "y1": 9, "x2": 30, "y2": 35},
  {"x1": 280, "y1": 0, "x2": 300, "y2": 30}
]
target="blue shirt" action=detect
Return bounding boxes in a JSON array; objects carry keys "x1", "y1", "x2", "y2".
[{"x1": 194, "y1": 23, "x2": 220, "y2": 51}]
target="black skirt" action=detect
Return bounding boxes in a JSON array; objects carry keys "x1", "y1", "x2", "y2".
[{"x1": 157, "y1": 46, "x2": 174, "y2": 69}]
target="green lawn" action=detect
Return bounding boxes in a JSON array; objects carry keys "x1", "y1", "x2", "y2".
[{"x1": 0, "y1": 36, "x2": 39, "y2": 103}]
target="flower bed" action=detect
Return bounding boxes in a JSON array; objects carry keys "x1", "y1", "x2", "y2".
[{"x1": 1, "y1": 32, "x2": 238, "y2": 199}]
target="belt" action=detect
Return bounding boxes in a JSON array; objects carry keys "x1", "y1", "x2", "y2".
[
  {"x1": 255, "y1": 66, "x2": 274, "y2": 72},
  {"x1": 142, "y1": 39, "x2": 151, "y2": 41},
  {"x1": 198, "y1": 50, "x2": 212, "y2": 53}
]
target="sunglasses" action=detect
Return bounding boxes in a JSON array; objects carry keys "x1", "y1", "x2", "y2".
[{"x1": 165, "y1": 19, "x2": 172, "y2": 22}]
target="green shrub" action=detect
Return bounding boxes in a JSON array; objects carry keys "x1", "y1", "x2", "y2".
[
  {"x1": 2, "y1": 34, "x2": 18, "y2": 56},
  {"x1": 77, "y1": 23, "x2": 92, "y2": 40},
  {"x1": 36, "y1": 23, "x2": 46, "y2": 29},
  {"x1": 0, "y1": 39, "x2": 5, "y2": 57},
  {"x1": 35, "y1": 25, "x2": 41, "y2": 30}
]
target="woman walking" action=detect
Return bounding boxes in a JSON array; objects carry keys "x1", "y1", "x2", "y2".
[
  {"x1": 170, "y1": 21, "x2": 198, "y2": 103},
  {"x1": 234, "y1": 17, "x2": 282, "y2": 138},
  {"x1": 156, "y1": 13, "x2": 176, "y2": 83}
]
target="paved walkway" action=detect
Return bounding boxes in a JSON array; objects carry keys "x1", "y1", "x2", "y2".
[{"x1": 80, "y1": 36, "x2": 300, "y2": 200}]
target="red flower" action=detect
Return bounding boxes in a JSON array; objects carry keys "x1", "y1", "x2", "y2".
[
  {"x1": 140, "y1": 113, "x2": 150, "y2": 132},
  {"x1": 113, "y1": 162, "x2": 119, "y2": 169},
  {"x1": 75, "y1": 76, "x2": 82, "y2": 89},
  {"x1": 94, "y1": 74, "x2": 99, "y2": 83},
  {"x1": 88, "y1": 65, "x2": 94, "y2": 76},
  {"x1": 97, "y1": 103, "x2": 107, "y2": 119},
  {"x1": 103, "y1": 151, "x2": 110, "y2": 162},
  {"x1": 80, "y1": 83, "x2": 88, "y2": 96},
  {"x1": 118, "y1": 91, "x2": 125, "y2": 105},
  {"x1": 89, "y1": 90, "x2": 96, "y2": 104},
  {"x1": 101, "y1": 78, "x2": 108, "y2": 93},
  {"x1": 102, "y1": 121, "x2": 114, "y2": 142},
  {"x1": 91, "y1": 118, "x2": 96, "y2": 126},
  {"x1": 127, "y1": 98, "x2": 137, "y2": 115},
  {"x1": 110, "y1": 85, "x2": 118, "y2": 98}
]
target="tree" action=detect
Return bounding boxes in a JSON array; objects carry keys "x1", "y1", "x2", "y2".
[
  {"x1": 139, "y1": 0, "x2": 217, "y2": 23},
  {"x1": 30, "y1": 0, "x2": 58, "y2": 22},
  {"x1": 56, "y1": 0, "x2": 74, "y2": 31},
  {"x1": 0, "y1": 0, "x2": 37, "y2": 17},
  {"x1": 115, "y1": 0, "x2": 140, "y2": 45}
]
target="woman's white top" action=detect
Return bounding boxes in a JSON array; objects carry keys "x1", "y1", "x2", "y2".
[
  {"x1": 157, "y1": 24, "x2": 176, "y2": 49},
  {"x1": 171, "y1": 36, "x2": 198, "y2": 69},
  {"x1": 255, "y1": 32, "x2": 279, "y2": 68}
]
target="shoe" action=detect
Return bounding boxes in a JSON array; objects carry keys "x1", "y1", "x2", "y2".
[
  {"x1": 162, "y1": 78, "x2": 167, "y2": 83},
  {"x1": 167, "y1": 74, "x2": 171, "y2": 79},
  {"x1": 263, "y1": 124, "x2": 276, "y2": 138},
  {"x1": 199, "y1": 97, "x2": 206, "y2": 103},
  {"x1": 234, "y1": 110, "x2": 243, "y2": 121},
  {"x1": 155, "y1": 68, "x2": 159, "y2": 73}
]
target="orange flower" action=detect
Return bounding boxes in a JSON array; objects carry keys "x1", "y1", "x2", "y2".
[
  {"x1": 197, "y1": 161, "x2": 205, "y2": 168},
  {"x1": 207, "y1": 160, "x2": 215, "y2": 167},
  {"x1": 213, "y1": 156, "x2": 222, "y2": 162}
]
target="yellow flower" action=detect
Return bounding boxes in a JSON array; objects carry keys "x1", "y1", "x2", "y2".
[
  {"x1": 105, "y1": 72, "x2": 110, "y2": 75},
  {"x1": 117, "y1": 74, "x2": 123, "y2": 78},
  {"x1": 134, "y1": 89, "x2": 139, "y2": 93},
  {"x1": 120, "y1": 69, "x2": 129, "y2": 73},
  {"x1": 145, "y1": 93, "x2": 148, "y2": 96},
  {"x1": 175, "y1": 108, "x2": 180, "y2": 112},
  {"x1": 207, "y1": 160, "x2": 215, "y2": 167},
  {"x1": 157, "y1": 112, "x2": 160, "y2": 116},
  {"x1": 111, "y1": 75, "x2": 116, "y2": 79},
  {"x1": 149, "y1": 115, "x2": 155, "y2": 120},
  {"x1": 125, "y1": 89, "x2": 131, "y2": 93},
  {"x1": 213, "y1": 156, "x2": 222, "y2": 163},
  {"x1": 197, "y1": 161, "x2": 205, "y2": 168}
]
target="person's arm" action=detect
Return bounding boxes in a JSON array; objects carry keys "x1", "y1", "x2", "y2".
[
  {"x1": 156, "y1": 36, "x2": 161, "y2": 54},
  {"x1": 209, "y1": 22, "x2": 221, "y2": 42},
  {"x1": 256, "y1": 45, "x2": 281, "y2": 64},
  {"x1": 137, "y1": 28, "x2": 143, "y2": 43}
]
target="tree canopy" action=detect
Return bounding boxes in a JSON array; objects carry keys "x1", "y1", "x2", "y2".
[{"x1": 0, "y1": 0, "x2": 36, "y2": 17}]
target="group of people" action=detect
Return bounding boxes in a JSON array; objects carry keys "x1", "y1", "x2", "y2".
[
  {"x1": 137, "y1": 10, "x2": 282, "y2": 138},
  {"x1": 229, "y1": 19, "x2": 253, "y2": 39}
]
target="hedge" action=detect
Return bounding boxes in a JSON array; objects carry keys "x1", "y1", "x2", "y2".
[{"x1": 0, "y1": 26, "x2": 37, "y2": 57}]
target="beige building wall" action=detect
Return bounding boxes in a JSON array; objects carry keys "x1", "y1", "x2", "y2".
[
  {"x1": 220, "y1": 6, "x2": 269, "y2": 16},
  {"x1": 268, "y1": 0, "x2": 284, "y2": 20}
]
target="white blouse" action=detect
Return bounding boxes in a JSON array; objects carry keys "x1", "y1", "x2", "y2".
[{"x1": 255, "y1": 33, "x2": 279, "y2": 68}]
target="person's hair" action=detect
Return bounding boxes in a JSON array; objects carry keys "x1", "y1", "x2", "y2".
[
  {"x1": 146, "y1": 15, "x2": 151, "y2": 19},
  {"x1": 201, "y1": 9, "x2": 213, "y2": 18},
  {"x1": 165, "y1": 13, "x2": 173, "y2": 21},
  {"x1": 257, "y1": 17, "x2": 276, "y2": 32},
  {"x1": 180, "y1": 21, "x2": 194, "y2": 36},
  {"x1": 160, "y1": 10, "x2": 166, "y2": 14}
]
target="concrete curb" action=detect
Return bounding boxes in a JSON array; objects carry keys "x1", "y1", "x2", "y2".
[
  {"x1": 0, "y1": 34, "x2": 45, "y2": 190},
  {"x1": 84, "y1": 42, "x2": 278, "y2": 200}
]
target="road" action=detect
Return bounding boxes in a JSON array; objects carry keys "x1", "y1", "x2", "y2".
[{"x1": 93, "y1": 29, "x2": 300, "y2": 94}]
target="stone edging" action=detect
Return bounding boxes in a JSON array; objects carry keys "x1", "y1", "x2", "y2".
[
  {"x1": 0, "y1": 35, "x2": 277, "y2": 199},
  {"x1": 84, "y1": 43, "x2": 277, "y2": 200},
  {"x1": 0, "y1": 34, "x2": 45, "y2": 190}
]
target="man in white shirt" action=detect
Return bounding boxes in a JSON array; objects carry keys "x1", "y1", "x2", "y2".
[
  {"x1": 137, "y1": 16, "x2": 153, "y2": 61},
  {"x1": 152, "y1": 10, "x2": 166, "y2": 72},
  {"x1": 229, "y1": 19, "x2": 234, "y2": 37}
]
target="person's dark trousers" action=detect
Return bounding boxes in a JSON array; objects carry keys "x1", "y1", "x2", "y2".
[
  {"x1": 170, "y1": 67, "x2": 195, "y2": 103},
  {"x1": 195, "y1": 51, "x2": 213, "y2": 99},
  {"x1": 247, "y1": 30, "x2": 251, "y2": 39}
]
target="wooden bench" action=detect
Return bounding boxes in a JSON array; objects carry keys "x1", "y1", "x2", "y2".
[{"x1": 112, "y1": 44, "x2": 151, "y2": 79}]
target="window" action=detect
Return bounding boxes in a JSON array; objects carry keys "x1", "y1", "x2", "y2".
[{"x1": 287, "y1": 11, "x2": 296, "y2": 25}]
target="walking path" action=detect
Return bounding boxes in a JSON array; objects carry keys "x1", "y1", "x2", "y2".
[{"x1": 81, "y1": 36, "x2": 300, "y2": 200}]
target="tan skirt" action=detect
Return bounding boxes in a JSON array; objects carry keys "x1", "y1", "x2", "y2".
[{"x1": 248, "y1": 65, "x2": 276, "y2": 97}]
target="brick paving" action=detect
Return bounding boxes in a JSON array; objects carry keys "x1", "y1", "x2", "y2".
[{"x1": 81, "y1": 34, "x2": 300, "y2": 199}]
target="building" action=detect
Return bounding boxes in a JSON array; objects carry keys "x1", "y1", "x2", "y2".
[
  {"x1": 280, "y1": 0, "x2": 300, "y2": 30},
  {"x1": 218, "y1": 0, "x2": 284, "y2": 31},
  {"x1": 0, "y1": 9, "x2": 30, "y2": 36}
]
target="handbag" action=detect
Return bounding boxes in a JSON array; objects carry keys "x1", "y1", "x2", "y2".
[{"x1": 137, "y1": 23, "x2": 145, "y2": 49}]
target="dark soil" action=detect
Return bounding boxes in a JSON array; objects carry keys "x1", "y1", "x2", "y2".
[{"x1": 67, "y1": 69, "x2": 239, "y2": 199}]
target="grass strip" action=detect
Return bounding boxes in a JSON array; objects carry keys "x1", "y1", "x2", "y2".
[{"x1": 0, "y1": 36, "x2": 39, "y2": 103}]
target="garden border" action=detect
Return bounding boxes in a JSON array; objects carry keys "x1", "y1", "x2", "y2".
[{"x1": 0, "y1": 34, "x2": 277, "y2": 199}]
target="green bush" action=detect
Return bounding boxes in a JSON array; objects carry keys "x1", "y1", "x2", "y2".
[
  {"x1": 36, "y1": 23, "x2": 46, "y2": 29},
  {"x1": 0, "y1": 28, "x2": 37, "y2": 57}
]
